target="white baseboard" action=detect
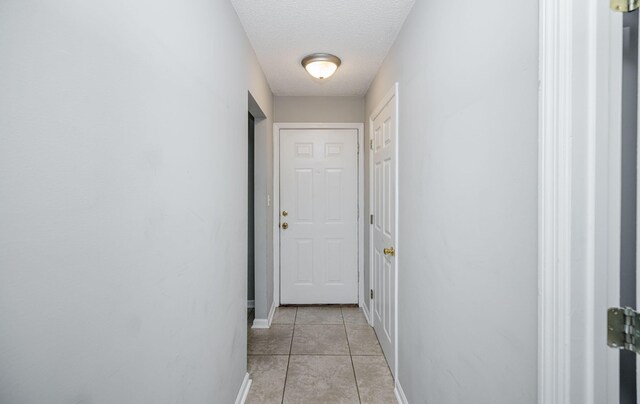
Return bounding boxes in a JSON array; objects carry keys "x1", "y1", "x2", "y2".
[
  {"x1": 235, "y1": 372, "x2": 252, "y2": 404},
  {"x1": 251, "y1": 318, "x2": 269, "y2": 328},
  {"x1": 247, "y1": 300, "x2": 255, "y2": 309},
  {"x1": 361, "y1": 302, "x2": 372, "y2": 326},
  {"x1": 267, "y1": 300, "x2": 277, "y2": 325},
  {"x1": 251, "y1": 301, "x2": 278, "y2": 329},
  {"x1": 394, "y1": 379, "x2": 408, "y2": 404}
]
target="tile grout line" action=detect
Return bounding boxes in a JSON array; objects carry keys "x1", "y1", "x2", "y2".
[
  {"x1": 280, "y1": 307, "x2": 297, "y2": 404},
  {"x1": 343, "y1": 307, "x2": 362, "y2": 404},
  {"x1": 250, "y1": 306, "x2": 385, "y2": 403}
]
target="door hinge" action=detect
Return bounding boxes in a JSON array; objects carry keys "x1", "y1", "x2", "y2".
[
  {"x1": 370, "y1": 289, "x2": 374, "y2": 299},
  {"x1": 370, "y1": 139, "x2": 373, "y2": 150},
  {"x1": 610, "y1": 0, "x2": 639, "y2": 12},
  {"x1": 370, "y1": 214, "x2": 374, "y2": 225},
  {"x1": 608, "y1": 307, "x2": 640, "y2": 354}
]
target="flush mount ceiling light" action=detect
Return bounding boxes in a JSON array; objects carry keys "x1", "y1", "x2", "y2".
[{"x1": 301, "y1": 53, "x2": 341, "y2": 80}]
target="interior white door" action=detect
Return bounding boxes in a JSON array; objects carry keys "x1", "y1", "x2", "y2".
[
  {"x1": 371, "y1": 88, "x2": 397, "y2": 377},
  {"x1": 279, "y1": 129, "x2": 358, "y2": 304}
]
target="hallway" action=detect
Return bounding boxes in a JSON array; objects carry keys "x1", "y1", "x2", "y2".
[
  {"x1": 0, "y1": 0, "x2": 545, "y2": 402},
  {"x1": 246, "y1": 306, "x2": 395, "y2": 403}
]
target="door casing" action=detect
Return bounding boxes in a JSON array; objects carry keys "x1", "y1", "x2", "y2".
[
  {"x1": 272, "y1": 123, "x2": 365, "y2": 312},
  {"x1": 538, "y1": 1, "x2": 624, "y2": 403}
]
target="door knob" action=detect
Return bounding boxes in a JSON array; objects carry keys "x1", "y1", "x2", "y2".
[
  {"x1": 282, "y1": 223, "x2": 289, "y2": 230},
  {"x1": 383, "y1": 247, "x2": 395, "y2": 256},
  {"x1": 282, "y1": 210, "x2": 288, "y2": 217}
]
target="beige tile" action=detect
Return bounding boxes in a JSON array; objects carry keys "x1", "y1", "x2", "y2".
[
  {"x1": 283, "y1": 355, "x2": 359, "y2": 404},
  {"x1": 291, "y1": 324, "x2": 350, "y2": 355},
  {"x1": 342, "y1": 307, "x2": 368, "y2": 325},
  {"x1": 273, "y1": 307, "x2": 297, "y2": 324},
  {"x1": 346, "y1": 324, "x2": 382, "y2": 355},
  {"x1": 352, "y1": 356, "x2": 396, "y2": 404},
  {"x1": 248, "y1": 325, "x2": 294, "y2": 355},
  {"x1": 295, "y1": 306, "x2": 343, "y2": 324},
  {"x1": 246, "y1": 355, "x2": 289, "y2": 404}
]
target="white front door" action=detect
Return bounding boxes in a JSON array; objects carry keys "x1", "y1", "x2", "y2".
[
  {"x1": 279, "y1": 129, "x2": 359, "y2": 304},
  {"x1": 370, "y1": 86, "x2": 397, "y2": 377}
]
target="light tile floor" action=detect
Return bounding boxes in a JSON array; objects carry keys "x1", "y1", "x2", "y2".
[{"x1": 247, "y1": 306, "x2": 396, "y2": 404}]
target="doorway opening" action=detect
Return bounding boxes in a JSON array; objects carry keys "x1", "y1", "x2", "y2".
[
  {"x1": 272, "y1": 123, "x2": 365, "y2": 308},
  {"x1": 248, "y1": 112, "x2": 256, "y2": 325}
]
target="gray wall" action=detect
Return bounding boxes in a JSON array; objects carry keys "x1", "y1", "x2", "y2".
[
  {"x1": 274, "y1": 96, "x2": 364, "y2": 123},
  {"x1": 0, "y1": 1, "x2": 272, "y2": 402},
  {"x1": 364, "y1": 1, "x2": 539, "y2": 402}
]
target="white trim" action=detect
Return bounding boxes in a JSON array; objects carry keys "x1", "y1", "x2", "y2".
[
  {"x1": 368, "y1": 83, "x2": 400, "y2": 379},
  {"x1": 601, "y1": 8, "x2": 623, "y2": 402},
  {"x1": 251, "y1": 318, "x2": 268, "y2": 329},
  {"x1": 234, "y1": 372, "x2": 252, "y2": 404},
  {"x1": 272, "y1": 123, "x2": 365, "y2": 306},
  {"x1": 268, "y1": 299, "x2": 276, "y2": 325},
  {"x1": 247, "y1": 300, "x2": 255, "y2": 309},
  {"x1": 251, "y1": 300, "x2": 277, "y2": 329},
  {"x1": 538, "y1": 1, "x2": 625, "y2": 402},
  {"x1": 393, "y1": 84, "x2": 399, "y2": 382},
  {"x1": 370, "y1": 83, "x2": 398, "y2": 121},
  {"x1": 394, "y1": 378, "x2": 408, "y2": 404},
  {"x1": 538, "y1": 0, "x2": 573, "y2": 402},
  {"x1": 367, "y1": 112, "x2": 376, "y2": 327},
  {"x1": 273, "y1": 124, "x2": 280, "y2": 308},
  {"x1": 361, "y1": 301, "x2": 373, "y2": 326},
  {"x1": 358, "y1": 124, "x2": 365, "y2": 309},
  {"x1": 368, "y1": 117, "x2": 375, "y2": 326}
]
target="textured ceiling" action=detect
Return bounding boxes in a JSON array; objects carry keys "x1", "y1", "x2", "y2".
[{"x1": 231, "y1": 0, "x2": 415, "y2": 96}]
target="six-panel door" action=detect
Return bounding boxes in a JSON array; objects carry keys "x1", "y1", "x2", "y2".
[
  {"x1": 280, "y1": 129, "x2": 359, "y2": 304},
  {"x1": 371, "y1": 95, "x2": 397, "y2": 377}
]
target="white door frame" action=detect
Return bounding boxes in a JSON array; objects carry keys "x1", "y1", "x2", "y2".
[
  {"x1": 537, "y1": 1, "x2": 573, "y2": 401},
  {"x1": 538, "y1": 0, "x2": 623, "y2": 403},
  {"x1": 272, "y1": 123, "x2": 365, "y2": 308},
  {"x1": 368, "y1": 83, "x2": 399, "y2": 379}
]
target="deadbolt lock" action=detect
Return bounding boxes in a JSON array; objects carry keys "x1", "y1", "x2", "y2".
[
  {"x1": 282, "y1": 210, "x2": 288, "y2": 217},
  {"x1": 282, "y1": 222, "x2": 289, "y2": 230}
]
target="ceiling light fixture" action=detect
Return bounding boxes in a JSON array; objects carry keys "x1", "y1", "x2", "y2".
[{"x1": 301, "y1": 53, "x2": 341, "y2": 80}]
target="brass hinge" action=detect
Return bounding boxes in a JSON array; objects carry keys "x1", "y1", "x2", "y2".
[
  {"x1": 370, "y1": 214, "x2": 374, "y2": 225},
  {"x1": 370, "y1": 289, "x2": 374, "y2": 299},
  {"x1": 611, "y1": 0, "x2": 639, "y2": 12},
  {"x1": 608, "y1": 307, "x2": 640, "y2": 354},
  {"x1": 370, "y1": 139, "x2": 373, "y2": 150}
]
